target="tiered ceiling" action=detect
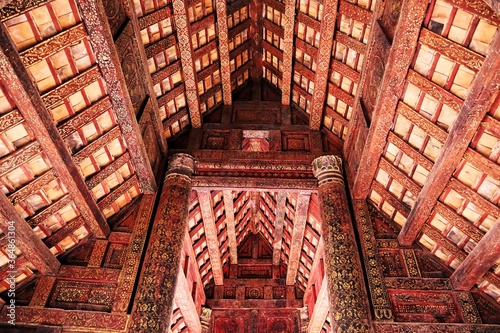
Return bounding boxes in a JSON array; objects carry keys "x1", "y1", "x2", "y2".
[{"x1": 0, "y1": 0, "x2": 499, "y2": 332}]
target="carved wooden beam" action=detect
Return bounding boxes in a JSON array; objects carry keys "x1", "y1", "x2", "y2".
[
  {"x1": 197, "y1": 190, "x2": 224, "y2": 285},
  {"x1": 175, "y1": 269, "x2": 202, "y2": 333},
  {"x1": 183, "y1": 231, "x2": 206, "y2": 304},
  {"x1": 350, "y1": 0, "x2": 429, "y2": 198},
  {"x1": 0, "y1": 191, "x2": 60, "y2": 275},
  {"x1": 307, "y1": 276, "x2": 329, "y2": 333},
  {"x1": 171, "y1": 0, "x2": 202, "y2": 127},
  {"x1": 285, "y1": 192, "x2": 310, "y2": 285},
  {"x1": 250, "y1": 0, "x2": 263, "y2": 78},
  {"x1": 272, "y1": 192, "x2": 287, "y2": 265},
  {"x1": 0, "y1": 25, "x2": 110, "y2": 238},
  {"x1": 215, "y1": 0, "x2": 232, "y2": 105},
  {"x1": 77, "y1": 0, "x2": 156, "y2": 193},
  {"x1": 120, "y1": 1, "x2": 168, "y2": 156},
  {"x1": 223, "y1": 190, "x2": 238, "y2": 264},
  {"x1": 250, "y1": 191, "x2": 261, "y2": 234},
  {"x1": 398, "y1": 31, "x2": 500, "y2": 246},
  {"x1": 451, "y1": 217, "x2": 500, "y2": 290},
  {"x1": 309, "y1": 0, "x2": 338, "y2": 130},
  {"x1": 281, "y1": 0, "x2": 297, "y2": 106}
]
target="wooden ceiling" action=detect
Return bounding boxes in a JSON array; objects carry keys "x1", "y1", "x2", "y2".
[{"x1": 0, "y1": 0, "x2": 499, "y2": 332}]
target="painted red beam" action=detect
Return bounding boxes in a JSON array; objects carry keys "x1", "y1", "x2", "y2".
[
  {"x1": 309, "y1": 0, "x2": 338, "y2": 130},
  {"x1": 280, "y1": 0, "x2": 296, "y2": 106},
  {"x1": 285, "y1": 193, "x2": 310, "y2": 285},
  {"x1": 451, "y1": 217, "x2": 500, "y2": 290},
  {"x1": 350, "y1": 0, "x2": 429, "y2": 199},
  {"x1": 307, "y1": 276, "x2": 329, "y2": 333},
  {"x1": 0, "y1": 191, "x2": 60, "y2": 275},
  {"x1": 398, "y1": 31, "x2": 500, "y2": 246},
  {"x1": 215, "y1": 0, "x2": 232, "y2": 105},
  {"x1": 272, "y1": 192, "x2": 287, "y2": 265},
  {"x1": 249, "y1": 0, "x2": 263, "y2": 78},
  {"x1": 197, "y1": 190, "x2": 224, "y2": 285},
  {"x1": 175, "y1": 269, "x2": 202, "y2": 333},
  {"x1": 223, "y1": 190, "x2": 238, "y2": 264}
]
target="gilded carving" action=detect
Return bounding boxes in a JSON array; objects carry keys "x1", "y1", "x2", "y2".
[
  {"x1": 456, "y1": 291, "x2": 482, "y2": 324},
  {"x1": 57, "y1": 97, "x2": 113, "y2": 138},
  {"x1": 0, "y1": 109, "x2": 23, "y2": 132}
]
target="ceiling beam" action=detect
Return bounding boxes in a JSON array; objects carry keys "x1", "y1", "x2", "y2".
[
  {"x1": 309, "y1": 0, "x2": 338, "y2": 130},
  {"x1": 349, "y1": 0, "x2": 429, "y2": 198},
  {"x1": 286, "y1": 192, "x2": 311, "y2": 285},
  {"x1": 175, "y1": 268, "x2": 202, "y2": 333},
  {"x1": 307, "y1": 276, "x2": 329, "y2": 333},
  {"x1": 0, "y1": 191, "x2": 60, "y2": 275},
  {"x1": 272, "y1": 192, "x2": 287, "y2": 265},
  {"x1": 451, "y1": 217, "x2": 500, "y2": 290},
  {"x1": 250, "y1": 0, "x2": 263, "y2": 78},
  {"x1": 76, "y1": 0, "x2": 156, "y2": 194},
  {"x1": 0, "y1": 26, "x2": 110, "y2": 238},
  {"x1": 398, "y1": 30, "x2": 500, "y2": 246},
  {"x1": 171, "y1": 0, "x2": 203, "y2": 128},
  {"x1": 250, "y1": 191, "x2": 261, "y2": 234},
  {"x1": 197, "y1": 190, "x2": 224, "y2": 285},
  {"x1": 280, "y1": 0, "x2": 297, "y2": 106},
  {"x1": 215, "y1": 0, "x2": 232, "y2": 105},
  {"x1": 223, "y1": 190, "x2": 238, "y2": 265}
]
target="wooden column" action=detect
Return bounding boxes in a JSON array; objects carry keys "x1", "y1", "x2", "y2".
[
  {"x1": 130, "y1": 154, "x2": 194, "y2": 333},
  {"x1": 215, "y1": 0, "x2": 232, "y2": 105},
  {"x1": 76, "y1": 0, "x2": 157, "y2": 193},
  {"x1": 286, "y1": 192, "x2": 310, "y2": 285},
  {"x1": 172, "y1": 0, "x2": 203, "y2": 127},
  {"x1": 398, "y1": 31, "x2": 500, "y2": 246},
  {"x1": 350, "y1": 0, "x2": 429, "y2": 198},
  {"x1": 280, "y1": 0, "x2": 297, "y2": 106},
  {"x1": 309, "y1": 0, "x2": 338, "y2": 130},
  {"x1": 451, "y1": 217, "x2": 500, "y2": 290},
  {"x1": 198, "y1": 190, "x2": 224, "y2": 285},
  {"x1": 307, "y1": 276, "x2": 329, "y2": 333},
  {"x1": 250, "y1": 0, "x2": 263, "y2": 78},
  {"x1": 312, "y1": 155, "x2": 373, "y2": 333},
  {"x1": 272, "y1": 192, "x2": 287, "y2": 265},
  {"x1": 0, "y1": 192, "x2": 60, "y2": 275},
  {"x1": 223, "y1": 190, "x2": 238, "y2": 264},
  {"x1": 175, "y1": 269, "x2": 202, "y2": 333},
  {"x1": 0, "y1": 26, "x2": 110, "y2": 238}
]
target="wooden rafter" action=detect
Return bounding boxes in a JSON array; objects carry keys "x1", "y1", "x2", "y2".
[
  {"x1": 0, "y1": 191, "x2": 60, "y2": 275},
  {"x1": 76, "y1": 0, "x2": 156, "y2": 194},
  {"x1": 272, "y1": 191, "x2": 287, "y2": 265},
  {"x1": 349, "y1": 0, "x2": 429, "y2": 198},
  {"x1": 197, "y1": 190, "x2": 224, "y2": 285},
  {"x1": 0, "y1": 25, "x2": 110, "y2": 238},
  {"x1": 215, "y1": 0, "x2": 232, "y2": 105},
  {"x1": 250, "y1": 0, "x2": 263, "y2": 78},
  {"x1": 285, "y1": 192, "x2": 310, "y2": 285},
  {"x1": 309, "y1": 0, "x2": 338, "y2": 130},
  {"x1": 451, "y1": 217, "x2": 500, "y2": 290},
  {"x1": 307, "y1": 276, "x2": 329, "y2": 333},
  {"x1": 398, "y1": 30, "x2": 500, "y2": 246},
  {"x1": 280, "y1": 0, "x2": 297, "y2": 106},
  {"x1": 171, "y1": 0, "x2": 202, "y2": 127},
  {"x1": 223, "y1": 190, "x2": 238, "y2": 264},
  {"x1": 175, "y1": 268, "x2": 202, "y2": 333}
]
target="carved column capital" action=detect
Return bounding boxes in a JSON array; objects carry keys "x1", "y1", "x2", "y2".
[
  {"x1": 312, "y1": 155, "x2": 344, "y2": 186},
  {"x1": 167, "y1": 153, "x2": 195, "y2": 178}
]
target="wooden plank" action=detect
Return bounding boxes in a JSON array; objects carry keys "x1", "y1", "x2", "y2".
[
  {"x1": 175, "y1": 270, "x2": 202, "y2": 333},
  {"x1": 307, "y1": 276, "x2": 329, "y2": 333},
  {"x1": 215, "y1": 0, "x2": 232, "y2": 105},
  {"x1": 0, "y1": 191, "x2": 60, "y2": 274},
  {"x1": 197, "y1": 190, "x2": 224, "y2": 285},
  {"x1": 398, "y1": 32, "x2": 500, "y2": 246},
  {"x1": 451, "y1": 217, "x2": 500, "y2": 290},
  {"x1": 387, "y1": 131, "x2": 434, "y2": 171},
  {"x1": 8, "y1": 169, "x2": 57, "y2": 205},
  {"x1": 223, "y1": 190, "x2": 238, "y2": 264},
  {"x1": 0, "y1": 109, "x2": 23, "y2": 132},
  {"x1": 272, "y1": 192, "x2": 287, "y2": 265},
  {"x1": 396, "y1": 102, "x2": 447, "y2": 143},
  {"x1": 350, "y1": 0, "x2": 429, "y2": 198},
  {"x1": 309, "y1": 0, "x2": 338, "y2": 130},
  {"x1": 97, "y1": 174, "x2": 139, "y2": 210},
  {"x1": 77, "y1": 0, "x2": 156, "y2": 194},
  {"x1": 85, "y1": 153, "x2": 131, "y2": 189},
  {"x1": 448, "y1": 178, "x2": 500, "y2": 220},
  {"x1": 285, "y1": 192, "x2": 310, "y2": 285},
  {"x1": 379, "y1": 157, "x2": 422, "y2": 196}
]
